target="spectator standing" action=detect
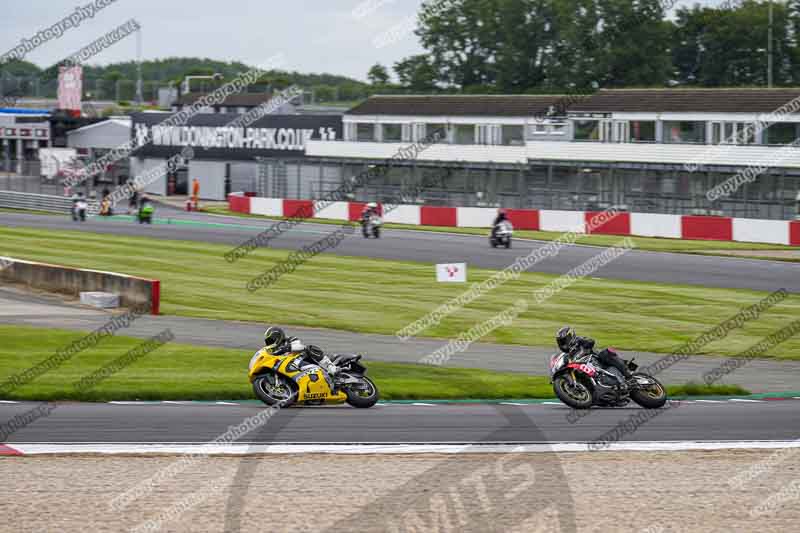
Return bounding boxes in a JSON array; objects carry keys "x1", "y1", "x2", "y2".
[{"x1": 191, "y1": 178, "x2": 200, "y2": 210}]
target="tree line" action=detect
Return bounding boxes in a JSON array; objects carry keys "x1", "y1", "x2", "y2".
[
  {"x1": 367, "y1": 0, "x2": 800, "y2": 93},
  {"x1": 0, "y1": 57, "x2": 373, "y2": 104}
]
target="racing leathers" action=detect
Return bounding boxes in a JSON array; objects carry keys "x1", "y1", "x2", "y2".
[
  {"x1": 361, "y1": 206, "x2": 378, "y2": 224},
  {"x1": 273, "y1": 336, "x2": 339, "y2": 377},
  {"x1": 559, "y1": 334, "x2": 632, "y2": 380},
  {"x1": 491, "y1": 212, "x2": 508, "y2": 239}
]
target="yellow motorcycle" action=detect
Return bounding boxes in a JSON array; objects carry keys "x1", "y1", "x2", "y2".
[{"x1": 247, "y1": 349, "x2": 379, "y2": 408}]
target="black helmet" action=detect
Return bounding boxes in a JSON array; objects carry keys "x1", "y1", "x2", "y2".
[
  {"x1": 264, "y1": 326, "x2": 285, "y2": 351},
  {"x1": 556, "y1": 326, "x2": 575, "y2": 351}
]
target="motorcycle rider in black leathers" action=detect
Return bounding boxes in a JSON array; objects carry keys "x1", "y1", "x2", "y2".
[
  {"x1": 556, "y1": 326, "x2": 633, "y2": 381},
  {"x1": 262, "y1": 326, "x2": 339, "y2": 376},
  {"x1": 491, "y1": 208, "x2": 508, "y2": 239},
  {"x1": 361, "y1": 202, "x2": 379, "y2": 221}
]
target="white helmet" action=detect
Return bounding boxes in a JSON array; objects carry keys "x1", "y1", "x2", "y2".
[{"x1": 366, "y1": 202, "x2": 377, "y2": 208}]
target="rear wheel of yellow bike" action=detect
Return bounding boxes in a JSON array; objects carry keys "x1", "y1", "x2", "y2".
[{"x1": 253, "y1": 373, "x2": 297, "y2": 407}]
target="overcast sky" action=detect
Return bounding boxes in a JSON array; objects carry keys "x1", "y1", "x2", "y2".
[{"x1": 1, "y1": 0, "x2": 724, "y2": 82}]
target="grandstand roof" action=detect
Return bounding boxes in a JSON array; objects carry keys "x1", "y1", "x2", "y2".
[
  {"x1": 570, "y1": 88, "x2": 800, "y2": 114},
  {"x1": 347, "y1": 94, "x2": 570, "y2": 117}
]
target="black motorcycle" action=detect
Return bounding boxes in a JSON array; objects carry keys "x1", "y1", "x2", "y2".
[
  {"x1": 361, "y1": 213, "x2": 382, "y2": 238},
  {"x1": 549, "y1": 349, "x2": 667, "y2": 409},
  {"x1": 489, "y1": 220, "x2": 513, "y2": 248}
]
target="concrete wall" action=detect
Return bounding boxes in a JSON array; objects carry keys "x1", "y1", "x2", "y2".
[
  {"x1": 231, "y1": 196, "x2": 800, "y2": 246},
  {"x1": 540, "y1": 210, "x2": 585, "y2": 232},
  {"x1": 630, "y1": 213, "x2": 682, "y2": 239},
  {"x1": 0, "y1": 257, "x2": 160, "y2": 314}
]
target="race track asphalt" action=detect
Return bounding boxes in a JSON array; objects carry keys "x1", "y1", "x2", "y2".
[
  {"x1": 1, "y1": 211, "x2": 798, "y2": 293},
  {"x1": 2, "y1": 400, "x2": 799, "y2": 444}
]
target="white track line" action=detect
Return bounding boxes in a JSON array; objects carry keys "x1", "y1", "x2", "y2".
[
  {"x1": 6, "y1": 441, "x2": 800, "y2": 456},
  {"x1": 215, "y1": 402, "x2": 240, "y2": 406},
  {"x1": 729, "y1": 399, "x2": 764, "y2": 403},
  {"x1": 693, "y1": 400, "x2": 724, "y2": 403},
  {"x1": 499, "y1": 402, "x2": 527, "y2": 406},
  {"x1": 0, "y1": 400, "x2": 18, "y2": 403},
  {"x1": 411, "y1": 402, "x2": 436, "y2": 406},
  {"x1": 108, "y1": 401, "x2": 146, "y2": 405}
]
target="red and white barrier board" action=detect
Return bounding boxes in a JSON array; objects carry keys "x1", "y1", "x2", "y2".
[{"x1": 228, "y1": 193, "x2": 800, "y2": 246}]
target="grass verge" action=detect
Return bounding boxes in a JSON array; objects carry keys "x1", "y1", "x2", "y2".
[
  {"x1": 0, "y1": 325, "x2": 748, "y2": 401},
  {"x1": 203, "y1": 206, "x2": 800, "y2": 258},
  {"x1": 1, "y1": 226, "x2": 799, "y2": 359}
]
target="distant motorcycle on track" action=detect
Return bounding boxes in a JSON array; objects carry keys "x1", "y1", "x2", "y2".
[
  {"x1": 71, "y1": 198, "x2": 87, "y2": 222},
  {"x1": 549, "y1": 349, "x2": 667, "y2": 409},
  {"x1": 138, "y1": 199, "x2": 154, "y2": 224},
  {"x1": 490, "y1": 220, "x2": 513, "y2": 248},
  {"x1": 361, "y1": 213, "x2": 382, "y2": 238}
]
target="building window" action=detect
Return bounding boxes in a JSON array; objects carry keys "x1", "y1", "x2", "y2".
[
  {"x1": 629, "y1": 121, "x2": 655, "y2": 142},
  {"x1": 356, "y1": 123, "x2": 375, "y2": 142},
  {"x1": 766, "y1": 122, "x2": 799, "y2": 145},
  {"x1": 712, "y1": 122, "x2": 723, "y2": 144},
  {"x1": 501, "y1": 125, "x2": 524, "y2": 145},
  {"x1": 453, "y1": 124, "x2": 476, "y2": 145},
  {"x1": 550, "y1": 123, "x2": 566, "y2": 135},
  {"x1": 574, "y1": 120, "x2": 600, "y2": 141},
  {"x1": 663, "y1": 121, "x2": 706, "y2": 144},
  {"x1": 426, "y1": 123, "x2": 447, "y2": 142},
  {"x1": 532, "y1": 123, "x2": 547, "y2": 134},
  {"x1": 714, "y1": 122, "x2": 758, "y2": 144},
  {"x1": 382, "y1": 124, "x2": 402, "y2": 142},
  {"x1": 735, "y1": 123, "x2": 756, "y2": 144}
]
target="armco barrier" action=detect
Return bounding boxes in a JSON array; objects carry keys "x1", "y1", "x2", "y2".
[
  {"x1": 230, "y1": 196, "x2": 799, "y2": 246},
  {"x1": 0, "y1": 256, "x2": 160, "y2": 315},
  {"x1": 0, "y1": 190, "x2": 100, "y2": 215}
]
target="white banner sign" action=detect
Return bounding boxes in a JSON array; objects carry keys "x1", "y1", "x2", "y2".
[
  {"x1": 436, "y1": 263, "x2": 466, "y2": 283},
  {"x1": 57, "y1": 65, "x2": 82, "y2": 111},
  {"x1": 133, "y1": 124, "x2": 336, "y2": 151}
]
